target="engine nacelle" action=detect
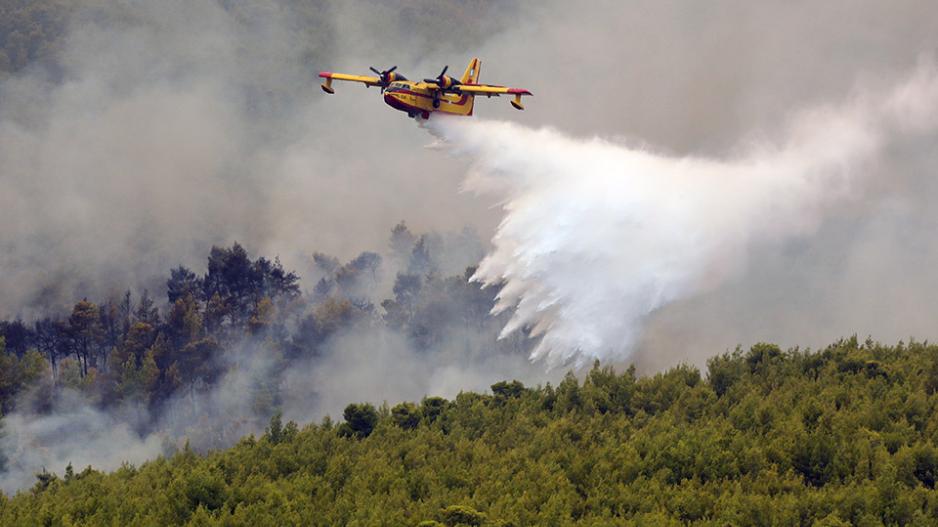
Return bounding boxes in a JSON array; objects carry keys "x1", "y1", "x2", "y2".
[
  {"x1": 384, "y1": 71, "x2": 406, "y2": 84},
  {"x1": 424, "y1": 71, "x2": 459, "y2": 90},
  {"x1": 438, "y1": 75, "x2": 457, "y2": 90}
]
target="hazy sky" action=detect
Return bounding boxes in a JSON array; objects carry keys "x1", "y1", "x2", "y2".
[{"x1": 2, "y1": 0, "x2": 938, "y2": 367}]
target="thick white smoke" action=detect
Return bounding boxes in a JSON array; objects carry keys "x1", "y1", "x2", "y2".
[
  {"x1": 0, "y1": 391, "x2": 165, "y2": 494},
  {"x1": 430, "y1": 62, "x2": 938, "y2": 367}
]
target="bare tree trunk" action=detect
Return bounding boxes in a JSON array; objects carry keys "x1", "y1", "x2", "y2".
[
  {"x1": 50, "y1": 354, "x2": 57, "y2": 385},
  {"x1": 79, "y1": 345, "x2": 88, "y2": 378}
]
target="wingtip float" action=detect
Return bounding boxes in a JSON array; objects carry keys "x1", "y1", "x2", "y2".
[{"x1": 318, "y1": 57, "x2": 532, "y2": 119}]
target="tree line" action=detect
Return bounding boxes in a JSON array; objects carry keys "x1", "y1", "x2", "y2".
[
  {"x1": 5, "y1": 337, "x2": 938, "y2": 524},
  {"x1": 0, "y1": 222, "x2": 517, "y2": 434}
]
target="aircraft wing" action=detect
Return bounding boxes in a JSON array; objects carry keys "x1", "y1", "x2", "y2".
[
  {"x1": 319, "y1": 72, "x2": 382, "y2": 93},
  {"x1": 452, "y1": 84, "x2": 533, "y2": 110},
  {"x1": 452, "y1": 85, "x2": 532, "y2": 97}
]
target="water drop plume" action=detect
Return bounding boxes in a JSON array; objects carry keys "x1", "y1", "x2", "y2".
[{"x1": 428, "y1": 62, "x2": 938, "y2": 367}]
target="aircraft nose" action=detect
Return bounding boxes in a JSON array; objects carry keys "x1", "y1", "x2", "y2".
[{"x1": 384, "y1": 92, "x2": 409, "y2": 112}]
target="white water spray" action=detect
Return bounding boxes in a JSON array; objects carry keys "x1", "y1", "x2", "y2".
[{"x1": 429, "y1": 62, "x2": 938, "y2": 367}]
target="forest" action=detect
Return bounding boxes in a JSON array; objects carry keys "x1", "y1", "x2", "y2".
[
  {"x1": 2, "y1": 220, "x2": 938, "y2": 524},
  {"x1": 5, "y1": 0, "x2": 938, "y2": 525},
  {"x1": 0, "y1": 220, "x2": 527, "y2": 454},
  {"x1": 4, "y1": 337, "x2": 938, "y2": 525},
  {"x1": 0, "y1": 0, "x2": 541, "y2": 503}
]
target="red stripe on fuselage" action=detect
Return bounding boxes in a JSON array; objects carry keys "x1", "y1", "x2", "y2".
[
  {"x1": 384, "y1": 94, "x2": 424, "y2": 114},
  {"x1": 394, "y1": 89, "x2": 471, "y2": 106}
]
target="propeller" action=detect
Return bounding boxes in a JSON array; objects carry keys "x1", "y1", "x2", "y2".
[
  {"x1": 424, "y1": 65, "x2": 457, "y2": 90},
  {"x1": 370, "y1": 65, "x2": 398, "y2": 91}
]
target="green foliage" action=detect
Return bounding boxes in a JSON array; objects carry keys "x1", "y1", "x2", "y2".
[
  {"x1": 32, "y1": 468, "x2": 58, "y2": 494},
  {"x1": 338, "y1": 403, "x2": 378, "y2": 439},
  {"x1": 0, "y1": 415, "x2": 6, "y2": 473},
  {"x1": 925, "y1": 348, "x2": 938, "y2": 395},
  {"x1": 490, "y1": 380, "x2": 525, "y2": 402},
  {"x1": 0, "y1": 225, "x2": 513, "y2": 449},
  {"x1": 392, "y1": 401, "x2": 421, "y2": 429},
  {"x1": 265, "y1": 411, "x2": 284, "y2": 444},
  {"x1": 791, "y1": 431, "x2": 837, "y2": 487},
  {"x1": 440, "y1": 504, "x2": 486, "y2": 526},
  {"x1": 421, "y1": 396, "x2": 448, "y2": 423},
  {"x1": 264, "y1": 411, "x2": 298, "y2": 445},
  {"x1": 0, "y1": 342, "x2": 48, "y2": 413},
  {"x1": 5, "y1": 340, "x2": 938, "y2": 524}
]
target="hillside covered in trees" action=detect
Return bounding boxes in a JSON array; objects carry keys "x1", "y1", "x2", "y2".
[
  {"x1": 4, "y1": 338, "x2": 938, "y2": 525},
  {"x1": 0, "y1": 221, "x2": 527, "y2": 470}
]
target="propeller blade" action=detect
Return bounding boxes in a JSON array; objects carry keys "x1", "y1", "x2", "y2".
[
  {"x1": 369, "y1": 66, "x2": 381, "y2": 75},
  {"x1": 424, "y1": 78, "x2": 438, "y2": 84},
  {"x1": 440, "y1": 65, "x2": 448, "y2": 76},
  {"x1": 388, "y1": 65, "x2": 398, "y2": 73}
]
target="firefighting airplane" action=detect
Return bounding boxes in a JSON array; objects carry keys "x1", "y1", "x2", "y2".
[{"x1": 318, "y1": 57, "x2": 532, "y2": 119}]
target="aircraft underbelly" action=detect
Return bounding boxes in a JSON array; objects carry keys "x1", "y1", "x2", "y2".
[{"x1": 384, "y1": 93, "x2": 421, "y2": 113}]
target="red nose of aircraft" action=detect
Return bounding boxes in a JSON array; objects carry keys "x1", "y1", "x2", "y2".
[{"x1": 383, "y1": 92, "x2": 410, "y2": 113}]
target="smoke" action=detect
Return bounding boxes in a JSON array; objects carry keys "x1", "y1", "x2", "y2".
[
  {"x1": 0, "y1": 220, "x2": 544, "y2": 494},
  {"x1": 0, "y1": 0, "x2": 501, "y2": 318},
  {"x1": 283, "y1": 323, "x2": 544, "y2": 423},
  {"x1": 0, "y1": 390, "x2": 165, "y2": 494},
  {"x1": 0, "y1": 341, "x2": 285, "y2": 494},
  {"x1": 428, "y1": 62, "x2": 938, "y2": 367},
  {"x1": 0, "y1": 315, "x2": 550, "y2": 494}
]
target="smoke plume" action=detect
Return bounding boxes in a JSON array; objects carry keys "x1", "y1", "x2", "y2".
[
  {"x1": 0, "y1": 0, "x2": 499, "y2": 318},
  {"x1": 429, "y1": 62, "x2": 938, "y2": 366},
  {"x1": 0, "y1": 390, "x2": 165, "y2": 494}
]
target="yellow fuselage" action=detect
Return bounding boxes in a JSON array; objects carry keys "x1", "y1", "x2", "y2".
[{"x1": 382, "y1": 81, "x2": 474, "y2": 118}]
